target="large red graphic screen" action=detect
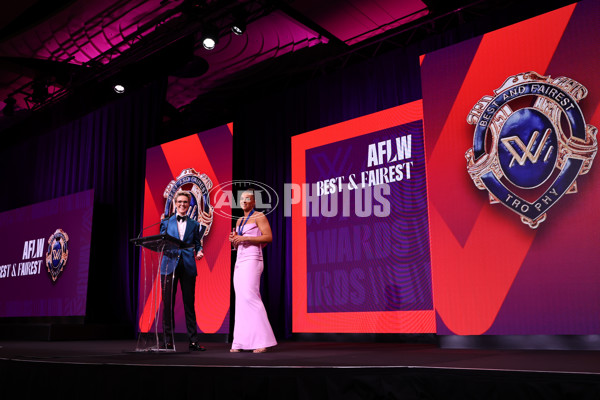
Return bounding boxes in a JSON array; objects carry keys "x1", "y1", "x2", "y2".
[
  {"x1": 139, "y1": 124, "x2": 233, "y2": 334},
  {"x1": 420, "y1": 0, "x2": 600, "y2": 335}
]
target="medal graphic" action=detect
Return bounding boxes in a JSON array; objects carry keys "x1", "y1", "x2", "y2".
[
  {"x1": 164, "y1": 168, "x2": 214, "y2": 240},
  {"x1": 46, "y1": 229, "x2": 69, "y2": 282},
  {"x1": 466, "y1": 72, "x2": 597, "y2": 228}
]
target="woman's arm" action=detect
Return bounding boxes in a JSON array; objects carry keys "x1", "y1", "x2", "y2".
[
  {"x1": 232, "y1": 212, "x2": 272, "y2": 246},
  {"x1": 230, "y1": 219, "x2": 242, "y2": 249}
]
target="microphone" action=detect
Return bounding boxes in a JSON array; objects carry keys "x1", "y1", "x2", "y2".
[
  {"x1": 230, "y1": 219, "x2": 238, "y2": 251},
  {"x1": 137, "y1": 214, "x2": 171, "y2": 238}
]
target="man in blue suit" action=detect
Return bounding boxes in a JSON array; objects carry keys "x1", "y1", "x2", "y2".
[{"x1": 160, "y1": 191, "x2": 206, "y2": 351}]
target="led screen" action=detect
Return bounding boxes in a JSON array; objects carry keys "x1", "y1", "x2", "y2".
[
  {"x1": 292, "y1": 101, "x2": 436, "y2": 333},
  {"x1": 139, "y1": 124, "x2": 233, "y2": 334},
  {"x1": 0, "y1": 190, "x2": 94, "y2": 318},
  {"x1": 420, "y1": 0, "x2": 600, "y2": 335}
]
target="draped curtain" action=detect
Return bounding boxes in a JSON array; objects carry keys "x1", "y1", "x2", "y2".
[{"x1": 0, "y1": 80, "x2": 166, "y2": 327}]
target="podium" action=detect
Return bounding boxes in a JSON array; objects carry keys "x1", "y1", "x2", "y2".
[{"x1": 131, "y1": 234, "x2": 194, "y2": 352}]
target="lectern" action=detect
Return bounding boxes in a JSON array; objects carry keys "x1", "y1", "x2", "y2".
[{"x1": 130, "y1": 234, "x2": 193, "y2": 352}]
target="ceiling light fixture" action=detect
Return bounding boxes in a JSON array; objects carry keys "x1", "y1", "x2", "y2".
[
  {"x1": 202, "y1": 27, "x2": 219, "y2": 50},
  {"x1": 231, "y1": 20, "x2": 246, "y2": 35},
  {"x1": 231, "y1": 9, "x2": 247, "y2": 35},
  {"x1": 113, "y1": 84, "x2": 126, "y2": 94}
]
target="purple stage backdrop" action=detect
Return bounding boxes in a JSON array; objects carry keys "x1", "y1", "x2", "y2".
[
  {"x1": 305, "y1": 120, "x2": 432, "y2": 314},
  {"x1": 0, "y1": 190, "x2": 94, "y2": 318},
  {"x1": 420, "y1": 0, "x2": 600, "y2": 335}
]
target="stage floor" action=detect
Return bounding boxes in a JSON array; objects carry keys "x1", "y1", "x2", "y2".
[
  {"x1": 1, "y1": 340, "x2": 600, "y2": 374},
  {"x1": 3, "y1": 340, "x2": 600, "y2": 399}
]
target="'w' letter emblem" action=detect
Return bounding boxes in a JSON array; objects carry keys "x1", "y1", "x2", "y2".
[{"x1": 500, "y1": 128, "x2": 554, "y2": 167}]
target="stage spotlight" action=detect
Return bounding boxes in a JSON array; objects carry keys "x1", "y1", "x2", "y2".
[
  {"x1": 231, "y1": 20, "x2": 246, "y2": 35},
  {"x1": 202, "y1": 27, "x2": 219, "y2": 50},
  {"x1": 203, "y1": 36, "x2": 216, "y2": 50},
  {"x1": 3, "y1": 97, "x2": 16, "y2": 117},
  {"x1": 231, "y1": 9, "x2": 247, "y2": 35},
  {"x1": 113, "y1": 84, "x2": 126, "y2": 94}
]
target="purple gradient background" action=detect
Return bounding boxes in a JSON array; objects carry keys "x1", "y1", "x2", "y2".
[
  {"x1": 0, "y1": 190, "x2": 94, "y2": 318},
  {"x1": 305, "y1": 121, "x2": 433, "y2": 313},
  {"x1": 422, "y1": 0, "x2": 600, "y2": 334}
]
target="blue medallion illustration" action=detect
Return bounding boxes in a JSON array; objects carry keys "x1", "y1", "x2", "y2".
[
  {"x1": 163, "y1": 168, "x2": 214, "y2": 241},
  {"x1": 466, "y1": 72, "x2": 597, "y2": 228},
  {"x1": 46, "y1": 229, "x2": 69, "y2": 282}
]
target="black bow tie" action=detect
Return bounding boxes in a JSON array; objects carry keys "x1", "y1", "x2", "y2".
[{"x1": 177, "y1": 215, "x2": 186, "y2": 222}]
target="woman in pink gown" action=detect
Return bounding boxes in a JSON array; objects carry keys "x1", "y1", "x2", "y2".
[{"x1": 229, "y1": 190, "x2": 277, "y2": 353}]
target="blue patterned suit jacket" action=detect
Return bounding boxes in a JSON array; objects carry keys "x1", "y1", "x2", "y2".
[{"x1": 159, "y1": 214, "x2": 202, "y2": 276}]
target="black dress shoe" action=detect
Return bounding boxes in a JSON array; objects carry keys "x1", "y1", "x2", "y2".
[
  {"x1": 164, "y1": 342, "x2": 174, "y2": 350},
  {"x1": 189, "y1": 342, "x2": 206, "y2": 351}
]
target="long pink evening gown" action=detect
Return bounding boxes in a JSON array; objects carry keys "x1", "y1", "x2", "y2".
[{"x1": 231, "y1": 223, "x2": 277, "y2": 350}]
